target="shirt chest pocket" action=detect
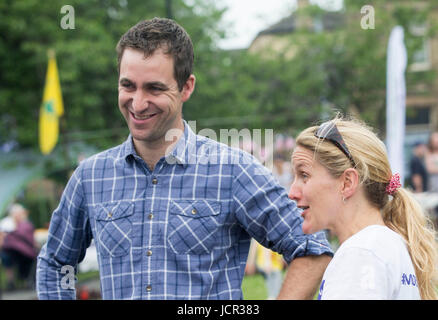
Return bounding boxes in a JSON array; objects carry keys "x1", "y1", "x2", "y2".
[
  {"x1": 95, "y1": 201, "x2": 134, "y2": 258},
  {"x1": 167, "y1": 200, "x2": 221, "y2": 255}
]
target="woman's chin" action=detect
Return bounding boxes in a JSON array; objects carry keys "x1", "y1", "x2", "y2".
[
  {"x1": 302, "y1": 220, "x2": 322, "y2": 235},
  {"x1": 302, "y1": 221, "x2": 314, "y2": 234}
]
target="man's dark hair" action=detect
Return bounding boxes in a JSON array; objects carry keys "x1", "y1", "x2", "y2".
[{"x1": 116, "y1": 17, "x2": 194, "y2": 91}]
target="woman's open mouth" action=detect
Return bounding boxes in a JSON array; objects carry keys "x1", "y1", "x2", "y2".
[{"x1": 298, "y1": 206, "x2": 309, "y2": 217}]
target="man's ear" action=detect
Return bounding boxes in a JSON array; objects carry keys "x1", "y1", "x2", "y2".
[
  {"x1": 341, "y1": 168, "x2": 359, "y2": 199},
  {"x1": 181, "y1": 74, "x2": 196, "y2": 103}
]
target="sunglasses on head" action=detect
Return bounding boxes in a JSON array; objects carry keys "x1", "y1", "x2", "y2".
[{"x1": 314, "y1": 121, "x2": 355, "y2": 166}]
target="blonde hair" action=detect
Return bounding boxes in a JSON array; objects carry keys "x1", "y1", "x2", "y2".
[{"x1": 296, "y1": 116, "x2": 438, "y2": 300}]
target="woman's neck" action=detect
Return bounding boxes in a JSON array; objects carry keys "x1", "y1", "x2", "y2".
[{"x1": 332, "y1": 200, "x2": 385, "y2": 245}]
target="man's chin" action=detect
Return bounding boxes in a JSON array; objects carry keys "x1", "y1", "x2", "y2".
[{"x1": 131, "y1": 133, "x2": 160, "y2": 144}]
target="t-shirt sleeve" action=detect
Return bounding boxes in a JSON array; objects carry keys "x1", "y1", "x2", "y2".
[{"x1": 321, "y1": 247, "x2": 390, "y2": 300}]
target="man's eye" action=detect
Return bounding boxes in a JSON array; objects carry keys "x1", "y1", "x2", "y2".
[{"x1": 121, "y1": 82, "x2": 134, "y2": 89}]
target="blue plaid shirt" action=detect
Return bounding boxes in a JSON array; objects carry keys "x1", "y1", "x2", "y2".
[{"x1": 37, "y1": 121, "x2": 333, "y2": 300}]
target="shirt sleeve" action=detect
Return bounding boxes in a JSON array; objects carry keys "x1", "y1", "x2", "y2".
[
  {"x1": 36, "y1": 164, "x2": 92, "y2": 300},
  {"x1": 321, "y1": 247, "x2": 390, "y2": 300},
  {"x1": 232, "y1": 155, "x2": 333, "y2": 263}
]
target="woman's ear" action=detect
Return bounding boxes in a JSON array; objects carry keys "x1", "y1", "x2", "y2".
[{"x1": 341, "y1": 168, "x2": 359, "y2": 200}]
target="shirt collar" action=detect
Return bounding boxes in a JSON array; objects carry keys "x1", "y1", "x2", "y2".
[
  {"x1": 165, "y1": 120, "x2": 196, "y2": 167},
  {"x1": 122, "y1": 120, "x2": 195, "y2": 167}
]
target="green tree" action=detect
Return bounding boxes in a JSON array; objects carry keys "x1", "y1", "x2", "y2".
[
  {"x1": 0, "y1": 0, "x2": 226, "y2": 151},
  {"x1": 195, "y1": 0, "x2": 438, "y2": 136},
  {"x1": 2, "y1": 0, "x2": 436, "y2": 153}
]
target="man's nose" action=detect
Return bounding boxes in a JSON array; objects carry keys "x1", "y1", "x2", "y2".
[{"x1": 132, "y1": 91, "x2": 150, "y2": 112}]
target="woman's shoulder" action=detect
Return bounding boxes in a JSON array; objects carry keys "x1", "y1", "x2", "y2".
[{"x1": 338, "y1": 225, "x2": 407, "y2": 263}]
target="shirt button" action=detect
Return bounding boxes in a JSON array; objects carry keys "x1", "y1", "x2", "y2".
[
  {"x1": 152, "y1": 178, "x2": 158, "y2": 185},
  {"x1": 191, "y1": 208, "x2": 197, "y2": 215},
  {"x1": 108, "y1": 212, "x2": 113, "y2": 218},
  {"x1": 147, "y1": 250, "x2": 152, "y2": 256},
  {"x1": 146, "y1": 285, "x2": 152, "y2": 292},
  {"x1": 148, "y1": 213, "x2": 154, "y2": 220}
]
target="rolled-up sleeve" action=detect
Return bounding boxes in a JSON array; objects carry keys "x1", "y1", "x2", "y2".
[
  {"x1": 36, "y1": 165, "x2": 92, "y2": 299},
  {"x1": 232, "y1": 157, "x2": 333, "y2": 263}
]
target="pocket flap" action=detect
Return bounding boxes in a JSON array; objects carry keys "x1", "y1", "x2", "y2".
[
  {"x1": 95, "y1": 201, "x2": 134, "y2": 221},
  {"x1": 170, "y1": 200, "x2": 221, "y2": 218}
]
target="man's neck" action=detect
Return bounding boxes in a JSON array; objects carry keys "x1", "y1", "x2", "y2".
[{"x1": 133, "y1": 125, "x2": 185, "y2": 171}]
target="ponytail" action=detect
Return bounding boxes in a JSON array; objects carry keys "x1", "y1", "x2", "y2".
[
  {"x1": 295, "y1": 117, "x2": 438, "y2": 299},
  {"x1": 382, "y1": 188, "x2": 438, "y2": 300}
]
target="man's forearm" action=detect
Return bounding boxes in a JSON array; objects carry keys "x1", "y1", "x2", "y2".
[
  {"x1": 277, "y1": 254, "x2": 331, "y2": 300},
  {"x1": 36, "y1": 246, "x2": 77, "y2": 300}
]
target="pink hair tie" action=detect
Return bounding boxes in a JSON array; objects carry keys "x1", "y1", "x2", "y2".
[{"x1": 386, "y1": 173, "x2": 401, "y2": 195}]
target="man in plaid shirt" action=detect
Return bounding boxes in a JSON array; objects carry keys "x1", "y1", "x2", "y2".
[{"x1": 36, "y1": 18, "x2": 332, "y2": 300}]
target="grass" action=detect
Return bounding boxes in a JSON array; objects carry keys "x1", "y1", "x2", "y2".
[
  {"x1": 76, "y1": 270, "x2": 100, "y2": 283},
  {"x1": 242, "y1": 273, "x2": 268, "y2": 300},
  {"x1": 242, "y1": 272, "x2": 321, "y2": 300}
]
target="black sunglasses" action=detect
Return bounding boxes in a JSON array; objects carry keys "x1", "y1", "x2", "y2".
[{"x1": 315, "y1": 121, "x2": 355, "y2": 166}]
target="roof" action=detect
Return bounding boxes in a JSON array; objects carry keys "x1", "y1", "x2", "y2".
[
  {"x1": 0, "y1": 142, "x2": 99, "y2": 217},
  {"x1": 0, "y1": 150, "x2": 44, "y2": 217},
  {"x1": 257, "y1": 14, "x2": 296, "y2": 36},
  {"x1": 255, "y1": 10, "x2": 345, "y2": 38}
]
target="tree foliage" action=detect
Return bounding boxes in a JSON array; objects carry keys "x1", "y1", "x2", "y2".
[
  {"x1": 0, "y1": 0, "x2": 227, "y2": 150},
  {"x1": 1, "y1": 0, "x2": 436, "y2": 152},
  {"x1": 190, "y1": 0, "x2": 437, "y2": 137}
]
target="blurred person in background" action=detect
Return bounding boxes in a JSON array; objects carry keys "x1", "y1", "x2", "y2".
[
  {"x1": 245, "y1": 239, "x2": 286, "y2": 299},
  {"x1": 289, "y1": 117, "x2": 438, "y2": 299},
  {"x1": 0, "y1": 203, "x2": 37, "y2": 290},
  {"x1": 425, "y1": 131, "x2": 438, "y2": 219},
  {"x1": 425, "y1": 132, "x2": 438, "y2": 192},
  {"x1": 272, "y1": 153, "x2": 293, "y2": 191},
  {"x1": 409, "y1": 141, "x2": 428, "y2": 193},
  {"x1": 255, "y1": 241, "x2": 286, "y2": 299}
]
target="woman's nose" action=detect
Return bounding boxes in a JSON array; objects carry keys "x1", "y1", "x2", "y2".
[{"x1": 288, "y1": 182, "x2": 301, "y2": 201}]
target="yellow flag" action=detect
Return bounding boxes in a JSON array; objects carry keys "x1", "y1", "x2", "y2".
[{"x1": 39, "y1": 50, "x2": 64, "y2": 155}]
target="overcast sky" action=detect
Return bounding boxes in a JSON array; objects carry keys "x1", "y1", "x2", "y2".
[{"x1": 217, "y1": 0, "x2": 343, "y2": 50}]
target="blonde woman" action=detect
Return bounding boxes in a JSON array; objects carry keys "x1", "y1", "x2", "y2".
[{"x1": 289, "y1": 116, "x2": 438, "y2": 300}]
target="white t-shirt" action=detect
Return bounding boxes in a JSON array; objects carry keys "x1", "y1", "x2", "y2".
[{"x1": 318, "y1": 225, "x2": 420, "y2": 300}]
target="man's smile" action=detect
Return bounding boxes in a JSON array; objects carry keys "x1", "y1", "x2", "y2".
[{"x1": 130, "y1": 111, "x2": 158, "y2": 120}]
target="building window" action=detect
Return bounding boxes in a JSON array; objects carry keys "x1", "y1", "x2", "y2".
[
  {"x1": 406, "y1": 106, "x2": 430, "y2": 125},
  {"x1": 409, "y1": 24, "x2": 431, "y2": 72}
]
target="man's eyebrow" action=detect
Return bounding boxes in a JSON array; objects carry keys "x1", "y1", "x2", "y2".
[
  {"x1": 119, "y1": 77, "x2": 133, "y2": 84},
  {"x1": 119, "y1": 79, "x2": 169, "y2": 90},
  {"x1": 143, "y1": 81, "x2": 169, "y2": 90}
]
